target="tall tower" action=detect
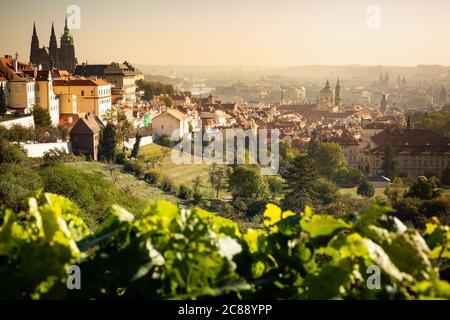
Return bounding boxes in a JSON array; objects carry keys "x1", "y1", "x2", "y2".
[
  {"x1": 59, "y1": 15, "x2": 77, "y2": 72},
  {"x1": 335, "y1": 78, "x2": 341, "y2": 107},
  {"x1": 439, "y1": 86, "x2": 447, "y2": 105},
  {"x1": 30, "y1": 22, "x2": 40, "y2": 65},
  {"x1": 380, "y1": 93, "x2": 388, "y2": 114},
  {"x1": 49, "y1": 22, "x2": 58, "y2": 68}
]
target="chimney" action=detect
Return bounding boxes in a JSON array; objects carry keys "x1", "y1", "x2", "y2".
[{"x1": 13, "y1": 52, "x2": 19, "y2": 72}]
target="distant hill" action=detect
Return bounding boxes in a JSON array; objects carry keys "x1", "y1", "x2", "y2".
[{"x1": 136, "y1": 64, "x2": 450, "y2": 82}]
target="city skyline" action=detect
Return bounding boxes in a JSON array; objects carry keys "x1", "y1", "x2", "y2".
[{"x1": 1, "y1": 0, "x2": 450, "y2": 67}]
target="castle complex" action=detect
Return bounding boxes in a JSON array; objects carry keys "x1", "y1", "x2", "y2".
[{"x1": 30, "y1": 17, "x2": 77, "y2": 72}]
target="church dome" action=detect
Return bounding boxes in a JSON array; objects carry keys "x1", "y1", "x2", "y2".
[
  {"x1": 320, "y1": 80, "x2": 333, "y2": 95},
  {"x1": 320, "y1": 86, "x2": 333, "y2": 95}
]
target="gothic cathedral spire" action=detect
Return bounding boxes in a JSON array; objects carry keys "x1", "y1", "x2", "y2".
[
  {"x1": 30, "y1": 22, "x2": 40, "y2": 65},
  {"x1": 335, "y1": 77, "x2": 342, "y2": 107},
  {"x1": 29, "y1": 17, "x2": 77, "y2": 72},
  {"x1": 49, "y1": 22, "x2": 58, "y2": 67}
]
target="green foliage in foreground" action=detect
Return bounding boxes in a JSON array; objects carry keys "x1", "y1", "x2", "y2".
[{"x1": 0, "y1": 194, "x2": 449, "y2": 300}]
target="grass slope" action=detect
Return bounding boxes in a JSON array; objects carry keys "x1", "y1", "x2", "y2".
[
  {"x1": 68, "y1": 161, "x2": 181, "y2": 204},
  {"x1": 140, "y1": 144, "x2": 228, "y2": 198}
]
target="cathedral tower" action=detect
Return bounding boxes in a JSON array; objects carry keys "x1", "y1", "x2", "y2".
[
  {"x1": 49, "y1": 22, "x2": 58, "y2": 67},
  {"x1": 29, "y1": 17, "x2": 77, "y2": 72},
  {"x1": 58, "y1": 16, "x2": 77, "y2": 72},
  {"x1": 335, "y1": 78, "x2": 341, "y2": 107},
  {"x1": 30, "y1": 22, "x2": 40, "y2": 65}
]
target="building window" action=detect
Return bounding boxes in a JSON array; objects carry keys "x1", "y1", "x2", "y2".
[{"x1": 81, "y1": 90, "x2": 84, "y2": 96}]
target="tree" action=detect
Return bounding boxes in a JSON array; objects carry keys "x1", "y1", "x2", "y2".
[
  {"x1": 267, "y1": 176, "x2": 284, "y2": 201},
  {"x1": 441, "y1": 167, "x2": 450, "y2": 186},
  {"x1": 279, "y1": 140, "x2": 294, "y2": 161},
  {"x1": 56, "y1": 124, "x2": 69, "y2": 141},
  {"x1": 32, "y1": 105, "x2": 52, "y2": 128},
  {"x1": 99, "y1": 123, "x2": 118, "y2": 162},
  {"x1": 4, "y1": 124, "x2": 34, "y2": 142},
  {"x1": 405, "y1": 176, "x2": 441, "y2": 200},
  {"x1": 357, "y1": 179, "x2": 375, "y2": 199},
  {"x1": 163, "y1": 96, "x2": 174, "y2": 107},
  {"x1": 228, "y1": 165, "x2": 269, "y2": 213},
  {"x1": 333, "y1": 167, "x2": 363, "y2": 187},
  {"x1": 102, "y1": 109, "x2": 134, "y2": 147},
  {"x1": 384, "y1": 177, "x2": 405, "y2": 203},
  {"x1": 311, "y1": 142, "x2": 347, "y2": 179},
  {"x1": 282, "y1": 154, "x2": 318, "y2": 212},
  {"x1": 306, "y1": 134, "x2": 319, "y2": 159},
  {"x1": 314, "y1": 178, "x2": 340, "y2": 205},
  {"x1": 209, "y1": 163, "x2": 227, "y2": 198},
  {"x1": 0, "y1": 83, "x2": 7, "y2": 117},
  {"x1": 136, "y1": 80, "x2": 175, "y2": 101},
  {"x1": 131, "y1": 134, "x2": 142, "y2": 158},
  {"x1": 183, "y1": 91, "x2": 192, "y2": 98},
  {"x1": 380, "y1": 145, "x2": 397, "y2": 180},
  {"x1": 192, "y1": 176, "x2": 202, "y2": 194},
  {"x1": 178, "y1": 184, "x2": 192, "y2": 200},
  {"x1": 0, "y1": 163, "x2": 43, "y2": 211},
  {"x1": 0, "y1": 139, "x2": 26, "y2": 164}
]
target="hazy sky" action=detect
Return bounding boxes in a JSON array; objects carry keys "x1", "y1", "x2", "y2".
[{"x1": 1, "y1": 0, "x2": 450, "y2": 66}]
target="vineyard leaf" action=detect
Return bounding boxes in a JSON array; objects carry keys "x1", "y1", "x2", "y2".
[
  {"x1": 300, "y1": 215, "x2": 351, "y2": 238},
  {"x1": 357, "y1": 202, "x2": 395, "y2": 222}
]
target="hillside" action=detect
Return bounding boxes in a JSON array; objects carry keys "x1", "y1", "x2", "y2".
[
  {"x1": 140, "y1": 144, "x2": 230, "y2": 199},
  {"x1": 67, "y1": 161, "x2": 182, "y2": 205}
]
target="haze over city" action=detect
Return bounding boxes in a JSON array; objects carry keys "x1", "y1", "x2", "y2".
[{"x1": 1, "y1": 0, "x2": 450, "y2": 66}]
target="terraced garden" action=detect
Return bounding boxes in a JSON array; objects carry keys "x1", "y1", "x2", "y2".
[
  {"x1": 140, "y1": 143, "x2": 229, "y2": 198},
  {"x1": 68, "y1": 161, "x2": 182, "y2": 205}
]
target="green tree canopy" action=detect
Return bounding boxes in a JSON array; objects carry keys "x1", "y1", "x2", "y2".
[
  {"x1": 0, "y1": 163, "x2": 43, "y2": 211},
  {"x1": 440, "y1": 167, "x2": 450, "y2": 186},
  {"x1": 136, "y1": 79, "x2": 175, "y2": 101},
  {"x1": 32, "y1": 105, "x2": 52, "y2": 128},
  {"x1": 381, "y1": 145, "x2": 397, "y2": 180},
  {"x1": 405, "y1": 176, "x2": 441, "y2": 200},
  {"x1": 228, "y1": 165, "x2": 269, "y2": 213},
  {"x1": 0, "y1": 139, "x2": 26, "y2": 164},
  {"x1": 102, "y1": 109, "x2": 134, "y2": 146},
  {"x1": 281, "y1": 154, "x2": 318, "y2": 212},
  {"x1": 163, "y1": 96, "x2": 174, "y2": 107},
  {"x1": 357, "y1": 179, "x2": 375, "y2": 199},
  {"x1": 0, "y1": 83, "x2": 7, "y2": 117},
  {"x1": 99, "y1": 123, "x2": 118, "y2": 162},
  {"x1": 310, "y1": 142, "x2": 347, "y2": 179},
  {"x1": 130, "y1": 134, "x2": 142, "y2": 158}
]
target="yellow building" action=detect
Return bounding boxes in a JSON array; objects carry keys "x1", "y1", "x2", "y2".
[
  {"x1": 0, "y1": 55, "x2": 60, "y2": 125},
  {"x1": 0, "y1": 55, "x2": 36, "y2": 114},
  {"x1": 367, "y1": 129, "x2": 450, "y2": 179},
  {"x1": 34, "y1": 71, "x2": 60, "y2": 125},
  {"x1": 53, "y1": 78, "x2": 112, "y2": 119}
]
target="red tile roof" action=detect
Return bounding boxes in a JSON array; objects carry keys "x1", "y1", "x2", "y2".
[{"x1": 53, "y1": 78, "x2": 111, "y2": 87}]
